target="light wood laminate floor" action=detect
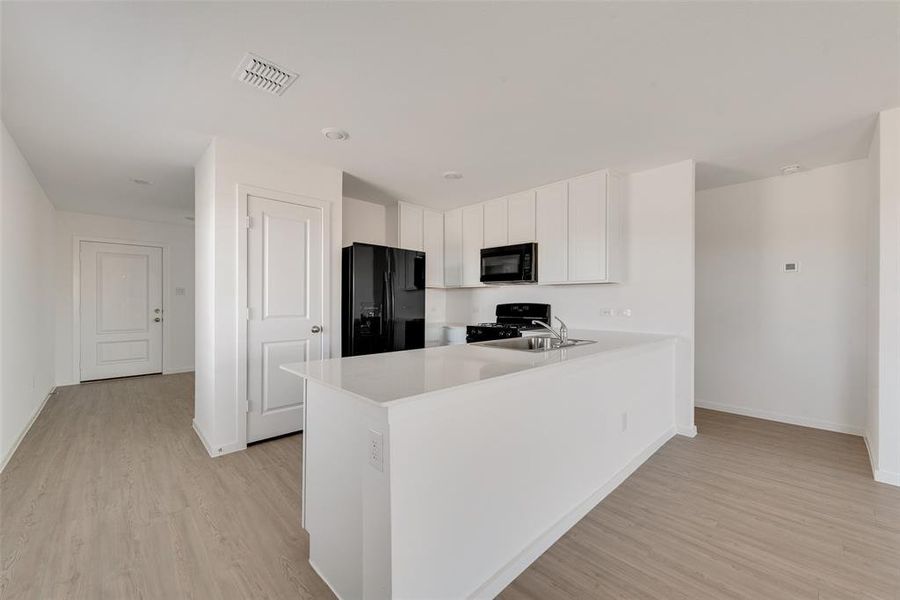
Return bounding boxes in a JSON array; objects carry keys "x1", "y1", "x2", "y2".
[{"x1": 2, "y1": 374, "x2": 898, "y2": 599}]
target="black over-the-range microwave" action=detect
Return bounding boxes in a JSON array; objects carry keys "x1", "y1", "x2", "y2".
[{"x1": 480, "y1": 242, "x2": 538, "y2": 284}]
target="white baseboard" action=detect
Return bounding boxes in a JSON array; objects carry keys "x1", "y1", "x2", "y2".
[
  {"x1": 0, "y1": 386, "x2": 55, "y2": 473},
  {"x1": 192, "y1": 419, "x2": 216, "y2": 457},
  {"x1": 163, "y1": 366, "x2": 195, "y2": 375},
  {"x1": 309, "y1": 558, "x2": 345, "y2": 600},
  {"x1": 470, "y1": 425, "x2": 677, "y2": 599},
  {"x1": 192, "y1": 419, "x2": 246, "y2": 458},
  {"x1": 695, "y1": 400, "x2": 864, "y2": 436},
  {"x1": 864, "y1": 435, "x2": 900, "y2": 487},
  {"x1": 874, "y1": 470, "x2": 900, "y2": 486},
  {"x1": 676, "y1": 424, "x2": 698, "y2": 438}
]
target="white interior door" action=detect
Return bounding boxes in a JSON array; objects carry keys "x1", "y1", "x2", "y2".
[
  {"x1": 247, "y1": 193, "x2": 324, "y2": 443},
  {"x1": 80, "y1": 241, "x2": 163, "y2": 381}
]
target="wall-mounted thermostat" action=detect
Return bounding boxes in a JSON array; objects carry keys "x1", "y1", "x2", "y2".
[{"x1": 783, "y1": 262, "x2": 800, "y2": 273}]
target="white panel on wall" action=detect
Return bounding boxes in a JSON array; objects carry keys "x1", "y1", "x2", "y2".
[
  {"x1": 444, "y1": 209, "x2": 462, "y2": 288},
  {"x1": 461, "y1": 204, "x2": 484, "y2": 287},
  {"x1": 536, "y1": 181, "x2": 568, "y2": 284},
  {"x1": 399, "y1": 202, "x2": 425, "y2": 251},
  {"x1": 567, "y1": 171, "x2": 608, "y2": 282},
  {"x1": 343, "y1": 197, "x2": 387, "y2": 246},
  {"x1": 483, "y1": 197, "x2": 508, "y2": 248},
  {"x1": 507, "y1": 191, "x2": 536, "y2": 244},
  {"x1": 424, "y1": 210, "x2": 444, "y2": 287}
]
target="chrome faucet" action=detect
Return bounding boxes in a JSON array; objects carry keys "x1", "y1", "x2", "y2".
[{"x1": 531, "y1": 317, "x2": 568, "y2": 344}]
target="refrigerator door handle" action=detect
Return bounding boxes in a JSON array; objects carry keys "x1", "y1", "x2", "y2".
[
  {"x1": 382, "y1": 272, "x2": 389, "y2": 339},
  {"x1": 386, "y1": 271, "x2": 395, "y2": 348}
]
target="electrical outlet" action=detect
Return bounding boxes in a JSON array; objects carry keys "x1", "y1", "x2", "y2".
[
  {"x1": 621, "y1": 412, "x2": 628, "y2": 432},
  {"x1": 620, "y1": 309, "x2": 633, "y2": 317},
  {"x1": 367, "y1": 429, "x2": 383, "y2": 472},
  {"x1": 600, "y1": 307, "x2": 615, "y2": 316}
]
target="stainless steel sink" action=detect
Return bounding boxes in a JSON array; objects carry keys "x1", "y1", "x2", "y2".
[{"x1": 475, "y1": 336, "x2": 596, "y2": 352}]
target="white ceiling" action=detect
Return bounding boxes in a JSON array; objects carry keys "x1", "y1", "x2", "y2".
[{"x1": 2, "y1": 2, "x2": 898, "y2": 221}]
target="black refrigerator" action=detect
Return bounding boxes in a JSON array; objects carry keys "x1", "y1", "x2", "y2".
[{"x1": 342, "y1": 243, "x2": 426, "y2": 357}]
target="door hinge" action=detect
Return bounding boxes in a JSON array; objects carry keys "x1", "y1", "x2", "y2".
[
  {"x1": 245, "y1": 307, "x2": 252, "y2": 320},
  {"x1": 241, "y1": 400, "x2": 250, "y2": 413},
  {"x1": 244, "y1": 216, "x2": 253, "y2": 229}
]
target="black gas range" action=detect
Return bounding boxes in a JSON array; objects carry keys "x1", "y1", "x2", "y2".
[{"x1": 466, "y1": 303, "x2": 552, "y2": 343}]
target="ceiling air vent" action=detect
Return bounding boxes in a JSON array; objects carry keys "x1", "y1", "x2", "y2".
[{"x1": 233, "y1": 53, "x2": 298, "y2": 96}]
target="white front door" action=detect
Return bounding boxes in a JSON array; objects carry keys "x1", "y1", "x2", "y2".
[
  {"x1": 80, "y1": 241, "x2": 163, "y2": 381},
  {"x1": 247, "y1": 193, "x2": 324, "y2": 443}
]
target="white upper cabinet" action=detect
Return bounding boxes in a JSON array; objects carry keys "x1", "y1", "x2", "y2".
[
  {"x1": 398, "y1": 202, "x2": 425, "y2": 251},
  {"x1": 398, "y1": 169, "x2": 622, "y2": 290},
  {"x1": 483, "y1": 197, "x2": 508, "y2": 249},
  {"x1": 461, "y1": 204, "x2": 484, "y2": 287},
  {"x1": 423, "y1": 209, "x2": 444, "y2": 288},
  {"x1": 443, "y1": 208, "x2": 463, "y2": 288},
  {"x1": 566, "y1": 170, "x2": 624, "y2": 283},
  {"x1": 506, "y1": 191, "x2": 536, "y2": 244},
  {"x1": 535, "y1": 181, "x2": 569, "y2": 284},
  {"x1": 567, "y1": 171, "x2": 608, "y2": 282}
]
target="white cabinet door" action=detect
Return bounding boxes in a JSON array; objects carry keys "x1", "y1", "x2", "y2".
[
  {"x1": 423, "y1": 209, "x2": 444, "y2": 288},
  {"x1": 247, "y1": 193, "x2": 324, "y2": 442},
  {"x1": 483, "y1": 197, "x2": 508, "y2": 249},
  {"x1": 536, "y1": 182, "x2": 568, "y2": 284},
  {"x1": 398, "y1": 202, "x2": 424, "y2": 251},
  {"x1": 568, "y1": 171, "x2": 608, "y2": 282},
  {"x1": 461, "y1": 204, "x2": 484, "y2": 287},
  {"x1": 507, "y1": 190, "x2": 536, "y2": 243},
  {"x1": 79, "y1": 241, "x2": 163, "y2": 381},
  {"x1": 443, "y1": 208, "x2": 463, "y2": 287}
]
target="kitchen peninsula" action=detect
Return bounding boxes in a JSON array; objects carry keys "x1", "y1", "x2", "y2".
[{"x1": 282, "y1": 330, "x2": 688, "y2": 599}]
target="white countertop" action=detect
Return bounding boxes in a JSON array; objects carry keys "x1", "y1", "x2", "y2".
[{"x1": 282, "y1": 330, "x2": 675, "y2": 407}]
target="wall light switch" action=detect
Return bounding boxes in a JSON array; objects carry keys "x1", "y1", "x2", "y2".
[{"x1": 783, "y1": 262, "x2": 800, "y2": 273}]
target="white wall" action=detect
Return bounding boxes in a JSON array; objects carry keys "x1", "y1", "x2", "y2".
[
  {"x1": 1, "y1": 122, "x2": 56, "y2": 470},
  {"x1": 866, "y1": 123, "x2": 881, "y2": 464},
  {"x1": 194, "y1": 137, "x2": 342, "y2": 456},
  {"x1": 870, "y1": 107, "x2": 900, "y2": 485},
  {"x1": 194, "y1": 143, "x2": 215, "y2": 442},
  {"x1": 696, "y1": 159, "x2": 870, "y2": 434},
  {"x1": 53, "y1": 211, "x2": 195, "y2": 385},
  {"x1": 444, "y1": 160, "x2": 696, "y2": 434},
  {"x1": 342, "y1": 197, "x2": 386, "y2": 246}
]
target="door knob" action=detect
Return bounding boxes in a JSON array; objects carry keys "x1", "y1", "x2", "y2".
[
  {"x1": 154, "y1": 317, "x2": 162, "y2": 323},
  {"x1": 311, "y1": 325, "x2": 323, "y2": 333},
  {"x1": 154, "y1": 308, "x2": 161, "y2": 314}
]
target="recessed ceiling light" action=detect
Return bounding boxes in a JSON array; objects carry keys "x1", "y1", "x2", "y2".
[
  {"x1": 322, "y1": 128, "x2": 349, "y2": 141},
  {"x1": 131, "y1": 178, "x2": 153, "y2": 185},
  {"x1": 443, "y1": 171, "x2": 463, "y2": 180},
  {"x1": 780, "y1": 164, "x2": 801, "y2": 175}
]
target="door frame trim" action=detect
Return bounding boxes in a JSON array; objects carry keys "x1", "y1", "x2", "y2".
[
  {"x1": 236, "y1": 184, "x2": 332, "y2": 448},
  {"x1": 72, "y1": 236, "x2": 171, "y2": 383}
]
